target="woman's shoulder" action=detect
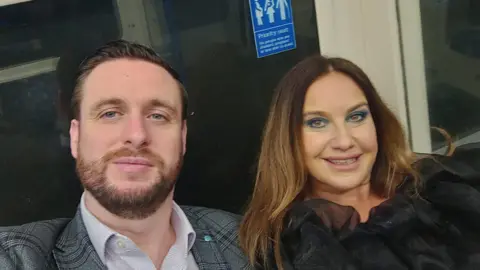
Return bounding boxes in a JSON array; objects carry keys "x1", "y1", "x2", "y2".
[
  {"x1": 415, "y1": 142, "x2": 480, "y2": 182},
  {"x1": 414, "y1": 142, "x2": 480, "y2": 228}
]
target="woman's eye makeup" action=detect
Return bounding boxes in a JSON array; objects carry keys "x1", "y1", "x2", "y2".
[
  {"x1": 303, "y1": 108, "x2": 370, "y2": 129},
  {"x1": 304, "y1": 117, "x2": 329, "y2": 129},
  {"x1": 347, "y1": 109, "x2": 369, "y2": 123}
]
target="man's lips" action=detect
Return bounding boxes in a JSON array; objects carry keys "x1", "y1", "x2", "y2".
[
  {"x1": 113, "y1": 157, "x2": 153, "y2": 166},
  {"x1": 112, "y1": 157, "x2": 153, "y2": 173}
]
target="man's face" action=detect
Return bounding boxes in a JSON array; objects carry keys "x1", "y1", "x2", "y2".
[{"x1": 70, "y1": 58, "x2": 186, "y2": 220}]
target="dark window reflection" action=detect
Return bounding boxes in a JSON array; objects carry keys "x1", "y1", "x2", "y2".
[
  {"x1": 0, "y1": 0, "x2": 319, "y2": 225},
  {"x1": 156, "y1": 0, "x2": 320, "y2": 213},
  {"x1": 0, "y1": 0, "x2": 120, "y2": 226},
  {"x1": 0, "y1": 0, "x2": 119, "y2": 68},
  {"x1": 0, "y1": 72, "x2": 82, "y2": 225},
  {"x1": 422, "y1": 0, "x2": 480, "y2": 149}
]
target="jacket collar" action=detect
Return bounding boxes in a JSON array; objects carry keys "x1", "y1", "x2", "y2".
[
  {"x1": 183, "y1": 208, "x2": 231, "y2": 270},
  {"x1": 53, "y1": 210, "x2": 106, "y2": 270}
]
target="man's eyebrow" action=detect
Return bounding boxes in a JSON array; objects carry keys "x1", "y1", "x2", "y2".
[
  {"x1": 146, "y1": 99, "x2": 177, "y2": 114},
  {"x1": 90, "y1": 98, "x2": 126, "y2": 113}
]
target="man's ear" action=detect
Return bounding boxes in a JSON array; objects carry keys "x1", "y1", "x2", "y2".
[
  {"x1": 70, "y1": 119, "x2": 79, "y2": 159},
  {"x1": 182, "y1": 120, "x2": 187, "y2": 156}
]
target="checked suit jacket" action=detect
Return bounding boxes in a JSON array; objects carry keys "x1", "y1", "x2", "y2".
[{"x1": 0, "y1": 206, "x2": 253, "y2": 270}]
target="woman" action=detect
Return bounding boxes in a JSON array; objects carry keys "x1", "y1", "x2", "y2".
[{"x1": 239, "y1": 55, "x2": 480, "y2": 270}]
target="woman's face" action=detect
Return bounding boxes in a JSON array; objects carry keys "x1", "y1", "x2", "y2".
[{"x1": 302, "y1": 72, "x2": 378, "y2": 194}]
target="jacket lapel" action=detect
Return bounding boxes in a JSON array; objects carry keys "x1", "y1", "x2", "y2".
[
  {"x1": 187, "y1": 214, "x2": 231, "y2": 270},
  {"x1": 52, "y1": 210, "x2": 106, "y2": 270}
]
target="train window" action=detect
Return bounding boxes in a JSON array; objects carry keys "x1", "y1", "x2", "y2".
[
  {"x1": 0, "y1": 0, "x2": 121, "y2": 226},
  {"x1": 0, "y1": 0, "x2": 120, "y2": 68},
  {"x1": 0, "y1": 0, "x2": 320, "y2": 225},
  {"x1": 145, "y1": 0, "x2": 320, "y2": 213}
]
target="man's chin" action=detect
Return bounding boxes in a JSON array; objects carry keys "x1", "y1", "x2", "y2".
[
  {"x1": 106, "y1": 177, "x2": 156, "y2": 191},
  {"x1": 106, "y1": 188, "x2": 152, "y2": 200},
  {"x1": 107, "y1": 166, "x2": 157, "y2": 182},
  {"x1": 86, "y1": 179, "x2": 176, "y2": 219},
  {"x1": 77, "y1": 152, "x2": 181, "y2": 219}
]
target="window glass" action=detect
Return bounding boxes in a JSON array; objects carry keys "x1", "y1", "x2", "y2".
[
  {"x1": 418, "y1": 0, "x2": 480, "y2": 149},
  {"x1": 0, "y1": 0, "x2": 319, "y2": 225}
]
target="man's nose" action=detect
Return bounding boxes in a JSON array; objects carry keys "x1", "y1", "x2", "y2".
[{"x1": 122, "y1": 114, "x2": 150, "y2": 148}]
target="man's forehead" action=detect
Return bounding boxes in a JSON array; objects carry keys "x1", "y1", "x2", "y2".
[
  {"x1": 81, "y1": 59, "x2": 181, "y2": 105},
  {"x1": 84, "y1": 59, "x2": 178, "y2": 88}
]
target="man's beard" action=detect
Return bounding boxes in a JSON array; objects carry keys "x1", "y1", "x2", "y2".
[{"x1": 76, "y1": 147, "x2": 182, "y2": 220}]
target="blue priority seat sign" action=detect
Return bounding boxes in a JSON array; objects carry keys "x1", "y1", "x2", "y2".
[{"x1": 249, "y1": 0, "x2": 297, "y2": 58}]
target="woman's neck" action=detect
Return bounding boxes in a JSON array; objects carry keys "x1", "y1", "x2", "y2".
[{"x1": 309, "y1": 182, "x2": 386, "y2": 222}]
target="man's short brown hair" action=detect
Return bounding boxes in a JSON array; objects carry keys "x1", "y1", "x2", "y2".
[{"x1": 71, "y1": 39, "x2": 188, "y2": 120}]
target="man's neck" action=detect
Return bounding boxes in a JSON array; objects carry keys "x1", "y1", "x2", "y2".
[{"x1": 84, "y1": 191, "x2": 176, "y2": 267}]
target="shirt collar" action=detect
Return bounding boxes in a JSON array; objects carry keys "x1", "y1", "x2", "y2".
[
  {"x1": 80, "y1": 193, "x2": 197, "y2": 263},
  {"x1": 171, "y1": 201, "x2": 197, "y2": 251},
  {"x1": 80, "y1": 193, "x2": 114, "y2": 264}
]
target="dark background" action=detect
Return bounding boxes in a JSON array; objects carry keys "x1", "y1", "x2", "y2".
[{"x1": 0, "y1": 0, "x2": 319, "y2": 225}]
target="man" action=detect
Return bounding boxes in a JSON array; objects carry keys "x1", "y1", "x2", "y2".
[{"x1": 0, "y1": 40, "x2": 251, "y2": 270}]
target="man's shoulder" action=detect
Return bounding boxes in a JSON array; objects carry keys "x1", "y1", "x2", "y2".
[
  {"x1": 0, "y1": 218, "x2": 71, "y2": 269},
  {"x1": 0, "y1": 218, "x2": 70, "y2": 248},
  {"x1": 180, "y1": 205, "x2": 241, "y2": 233},
  {"x1": 180, "y1": 206, "x2": 253, "y2": 269}
]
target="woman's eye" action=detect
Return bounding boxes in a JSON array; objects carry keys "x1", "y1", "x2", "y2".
[
  {"x1": 305, "y1": 118, "x2": 328, "y2": 128},
  {"x1": 348, "y1": 111, "x2": 369, "y2": 122}
]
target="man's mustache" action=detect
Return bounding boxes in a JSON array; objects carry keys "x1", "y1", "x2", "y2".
[{"x1": 101, "y1": 147, "x2": 165, "y2": 169}]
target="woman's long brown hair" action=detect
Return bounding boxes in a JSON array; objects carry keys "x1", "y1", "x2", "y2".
[{"x1": 239, "y1": 55, "x2": 420, "y2": 270}]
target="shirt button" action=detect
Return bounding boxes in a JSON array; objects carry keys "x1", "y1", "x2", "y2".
[{"x1": 117, "y1": 240, "x2": 126, "y2": 248}]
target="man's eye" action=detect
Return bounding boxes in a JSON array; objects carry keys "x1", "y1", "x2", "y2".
[
  {"x1": 150, "y1": 113, "x2": 166, "y2": 120},
  {"x1": 100, "y1": 111, "x2": 119, "y2": 119}
]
